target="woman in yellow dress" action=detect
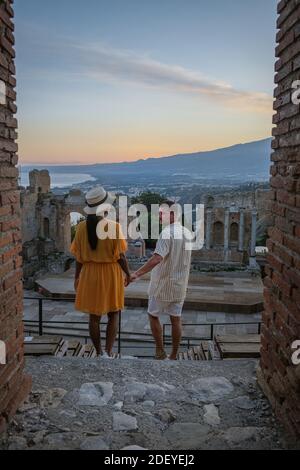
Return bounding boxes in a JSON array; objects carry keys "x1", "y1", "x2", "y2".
[{"x1": 71, "y1": 187, "x2": 131, "y2": 358}]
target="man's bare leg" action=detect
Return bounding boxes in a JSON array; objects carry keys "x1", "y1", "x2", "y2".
[
  {"x1": 106, "y1": 311, "x2": 120, "y2": 356},
  {"x1": 89, "y1": 314, "x2": 101, "y2": 356},
  {"x1": 148, "y1": 314, "x2": 166, "y2": 359},
  {"x1": 169, "y1": 315, "x2": 182, "y2": 360}
]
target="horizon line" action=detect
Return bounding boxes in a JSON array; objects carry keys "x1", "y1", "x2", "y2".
[{"x1": 19, "y1": 136, "x2": 272, "y2": 168}]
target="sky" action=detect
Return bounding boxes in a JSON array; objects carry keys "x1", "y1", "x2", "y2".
[{"x1": 14, "y1": 0, "x2": 277, "y2": 165}]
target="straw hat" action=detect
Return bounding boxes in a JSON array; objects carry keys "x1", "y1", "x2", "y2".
[{"x1": 84, "y1": 186, "x2": 115, "y2": 215}]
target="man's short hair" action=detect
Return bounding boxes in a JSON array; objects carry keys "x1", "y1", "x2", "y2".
[
  {"x1": 161, "y1": 199, "x2": 176, "y2": 207},
  {"x1": 160, "y1": 200, "x2": 182, "y2": 222}
]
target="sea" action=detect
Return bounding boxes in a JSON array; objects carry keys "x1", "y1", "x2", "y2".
[{"x1": 20, "y1": 169, "x2": 96, "y2": 189}]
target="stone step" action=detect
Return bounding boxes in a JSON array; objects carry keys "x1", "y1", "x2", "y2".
[{"x1": 2, "y1": 357, "x2": 291, "y2": 451}]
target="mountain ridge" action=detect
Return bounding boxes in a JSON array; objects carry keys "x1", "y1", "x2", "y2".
[
  {"x1": 88, "y1": 137, "x2": 272, "y2": 168},
  {"x1": 22, "y1": 137, "x2": 272, "y2": 183}
]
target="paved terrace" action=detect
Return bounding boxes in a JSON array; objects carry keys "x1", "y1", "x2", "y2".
[{"x1": 35, "y1": 269, "x2": 264, "y2": 314}]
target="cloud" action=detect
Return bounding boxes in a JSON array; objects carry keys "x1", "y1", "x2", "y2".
[
  {"x1": 17, "y1": 22, "x2": 273, "y2": 113},
  {"x1": 74, "y1": 43, "x2": 273, "y2": 113}
]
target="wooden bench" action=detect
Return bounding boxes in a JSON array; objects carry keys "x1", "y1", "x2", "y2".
[
  {"x1": 178, "y1": 342, "x2": 211, "y2": 361},
  {"x1": 215, "y1": 334, "x2": 261, "y2": 359},
  {"x1": 24, "y1": 336, "x2": 68, "y2": 357},
  {"x1": 24, "y1": 336, "x2": 98, "y2": 358}
]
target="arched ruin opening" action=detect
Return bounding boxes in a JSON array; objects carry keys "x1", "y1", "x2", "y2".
[
  {"x1": 43, "y1": 217, "x2": 50, "y2": 239},
  {"x1": 70, "y1": 212, "x2": 85, "y2": 242},
  {"x1": 230, "y1": 222, "x2": 239, "y2": 246},
  {"x1": 212, "y1": 221, "x2": 224, "y2": 247}
]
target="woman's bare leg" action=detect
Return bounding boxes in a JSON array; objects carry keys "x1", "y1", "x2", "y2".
[
  {"x1": 89, "y1": 314, "x2": 101, "y2": 356},
  {"x1": 106, "y1": 311, "x2": 120, "y2": 356}
]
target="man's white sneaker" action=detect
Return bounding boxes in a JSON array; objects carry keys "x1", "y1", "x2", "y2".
[
  {"x1": 102, "y1": 352, "x2": 114, "y2": 359},
  {"x1": 166, "y1": 356, "x2": 178, "y2": 361}
]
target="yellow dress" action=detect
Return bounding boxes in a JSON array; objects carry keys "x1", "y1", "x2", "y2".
[{"x1": 70, "y1": 220, "x2": 127, "y2": 316}]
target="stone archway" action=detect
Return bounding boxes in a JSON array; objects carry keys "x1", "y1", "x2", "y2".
[
  {"x1": 43, "y1": 217, "x2": 50, "y2": 239},
  {"x1": 212, "y1": 221, "x2": 224, "y2": 247},
  {"x1": 229, "y1": 222, "x2": 239, "y2": 247},
  {"x1": 54, "y1": 190, "x2": 86, "y2": 254}
]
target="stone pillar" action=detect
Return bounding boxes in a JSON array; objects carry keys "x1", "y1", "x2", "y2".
[
  {"x1": 238, "y1": 209, "x2": 245, "y2": 252},
  {"x1": 56, "y1": 206, "x2": 69, "y2": 253},
  {"x1": 205, "y1": 209, "x2": 212, "y2": 250},
  {"x1": 223, "y1": 209, "x2": 230, "y2": 262},
  {"x1": 0, "y1": 0, "x2": 31, "y2": 434},
  {"x1": 250, "y1": 209, "x2": 257, "y2": 258},
  {"x1": 258, "y1": 0, "x2": 300, "y2": 439},
  {"x1": 29, "y1": 170, "x2": 50, "y2": 194}
]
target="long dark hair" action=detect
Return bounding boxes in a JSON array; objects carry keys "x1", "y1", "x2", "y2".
[{"x1": 87, "y1": 215, "x2": 100, "y2": 250}]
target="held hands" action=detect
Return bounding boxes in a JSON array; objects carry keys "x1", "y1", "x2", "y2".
[
  {"x1": 130, "y1": 273, "x2": 139, "y2": 283},
  {"x1": 124, "y1": 272, "x2": 139, "y2": 287},
  {"x1": 124, "y1": 274, "x2": 131, "y2": 287}
]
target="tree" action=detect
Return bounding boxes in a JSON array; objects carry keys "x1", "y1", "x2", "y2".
[{"x1": 131, "y1": 191, "x2": 165, "y2": 209}]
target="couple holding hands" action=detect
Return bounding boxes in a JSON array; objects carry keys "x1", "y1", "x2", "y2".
[{"x1": 71, "y1": 187, "x2": 191, "y2": 360}]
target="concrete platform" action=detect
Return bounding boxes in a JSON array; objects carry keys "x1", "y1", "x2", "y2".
[{"x1": 35, "y1": 269, "x2": 264, "y2": 314}]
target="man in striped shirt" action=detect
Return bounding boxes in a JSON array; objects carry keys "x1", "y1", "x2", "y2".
[{"x1": 131, "y1": 203, "x2": 192, "y2": 360}]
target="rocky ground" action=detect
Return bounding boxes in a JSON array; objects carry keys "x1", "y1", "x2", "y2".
[{"x1": 0, "y1": 357, "x2": 298, "y2": 450}]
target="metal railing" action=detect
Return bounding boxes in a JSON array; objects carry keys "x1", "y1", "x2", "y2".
[
  {"x1": 163, "y1": 321, "x2": 262, "y2": 349},
  {"x1": 24, "y1": 296, "x2": 262, "y2": 358}
]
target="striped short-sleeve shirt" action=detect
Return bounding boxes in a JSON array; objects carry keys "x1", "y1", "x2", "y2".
[{"x1": 148, "y1": 222, "x2": 192, "y2": 302}]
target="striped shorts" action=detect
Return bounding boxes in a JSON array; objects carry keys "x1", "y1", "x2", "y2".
[{"x1": 148, "y1": 297, "x2": 184, "y2": 318}]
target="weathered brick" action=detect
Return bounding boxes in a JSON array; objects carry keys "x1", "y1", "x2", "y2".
[
  {"x1": 0, "y1": 34, "x2": 15, "y2": 58},
  {"x1": 0, "y1": 190, "x2": 19, "y2": 205},
  {"x1": 260, "y1": 0, "x2": 300, "y2": 441},
  {"x1": 0, "y1": 0, "x2": 30, "y2": 432},
  {"x1": 0, "y1": 233, "x2": 12, "y2": 249}
]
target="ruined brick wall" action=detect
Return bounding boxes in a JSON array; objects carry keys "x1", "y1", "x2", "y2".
[
  {"x1": 258, "y1": 0, "x2": 300, "y2": 438},
  {"x1": 0, "y1": 0, "x2": 31, "y2": 433}
]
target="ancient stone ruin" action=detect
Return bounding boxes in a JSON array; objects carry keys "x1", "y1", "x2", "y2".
[
  {"x1": 20, "y1": 170, "x2": 86, "y2": 287},
  {"x1": 192, "y1": 191, "x2": 272, "y2": 270},
  {"x1": 20, "y1": 169, "x2": 147, "y2": 287},
  {"x1": 21, "y1": 167, "x2": 270, "y2": 289}
]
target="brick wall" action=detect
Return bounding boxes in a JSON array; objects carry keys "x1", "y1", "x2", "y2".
[
  {"x1": 258, "y1": 0, "x2": 300, "y2": 439},
  {"x1": 0, "y1": 0, "x2": 31, "y2": 433}
]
